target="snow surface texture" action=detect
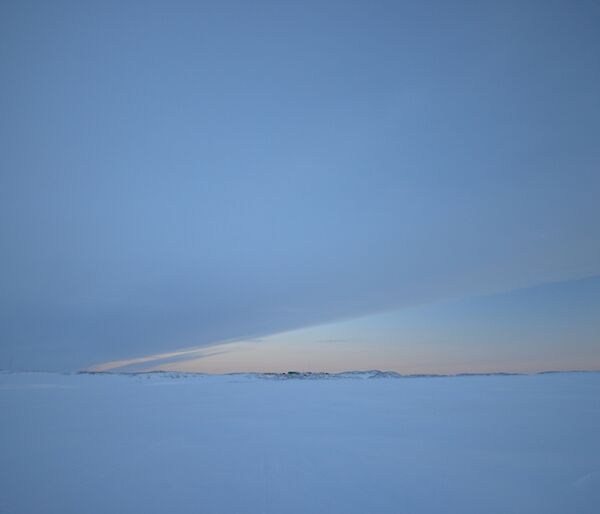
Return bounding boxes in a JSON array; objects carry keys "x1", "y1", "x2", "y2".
[{"x1": 1, "y1": 371, "x2": 599, "y2": 514}]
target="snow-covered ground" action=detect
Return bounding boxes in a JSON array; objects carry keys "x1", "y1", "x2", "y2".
[{"x1": 1, "y1": 371, "x2": 599, "y2": 514}]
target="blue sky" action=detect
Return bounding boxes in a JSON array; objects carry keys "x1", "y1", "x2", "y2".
[{"x1": 1, "y1": 1, "x2": 599, "y2": 371}]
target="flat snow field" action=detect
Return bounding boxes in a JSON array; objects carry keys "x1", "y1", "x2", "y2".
[{"x1": 1, "y1": 371, "x2": 599, "y2": 514}]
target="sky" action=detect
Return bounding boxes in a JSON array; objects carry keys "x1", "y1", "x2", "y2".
[
  {"x1": 1, "y1": 0, "x2": 599, "y2": 372},
  {"x1": 92, "y1": 275, "x2": 600, "y2": 374}
]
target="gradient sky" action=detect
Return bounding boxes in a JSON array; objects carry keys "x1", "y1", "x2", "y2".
[
  {"x1": 1, "y1": 1, "x2": 599, "y2": 372},
  {"x1": 93, "y1": 275, "x2": 600, "y2": 374}
]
